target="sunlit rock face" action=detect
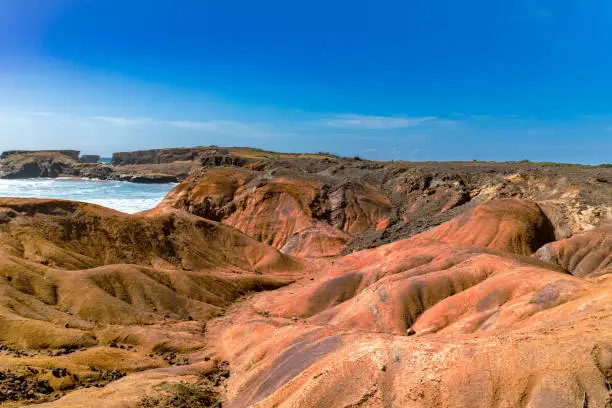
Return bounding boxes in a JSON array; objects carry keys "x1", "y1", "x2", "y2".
[
  {"x1": 209, "y1": 199, "x2": 612, "y2": 408},
  {"x1": 159, "y1": 167, "x2": 392, "y2": 257}
]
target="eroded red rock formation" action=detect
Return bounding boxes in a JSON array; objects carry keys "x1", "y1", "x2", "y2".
[
  {"x1": 206, "y1": 199, "x2": 612, "y2": 408},
  {"x1": 159, "y1": 167, "x2": 392, "y2": 257},
  {"x1": 0, "y1": 154, "x2": 610, "y2": 407},
  {"x1": 535, "y1": 226, "x2": 611, "y2": 277}
]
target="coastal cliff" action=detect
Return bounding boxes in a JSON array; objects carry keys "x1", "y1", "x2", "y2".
[
  {"x1": 0, "y1": 150, "x2": 184, "y2": 183},
  {"x1": 0, "y1": 150, "x2": 81, "y2": 179}
]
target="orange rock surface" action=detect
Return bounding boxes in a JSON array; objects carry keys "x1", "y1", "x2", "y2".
[
  {"x1": 159, "y1": 167, "x2": 392, "y2": 257},
  {"x1": 535, "y1": 226, "x2": 611, "y2": 277},
  {"x1": 0, "y1": 166, "x2": 610, "y2": 407},
  {"x1": 203, "y1": 198, "x2": 612, "y2": 408},
  {"x1": 416, "y1": 198, "x2": 556, "y2": 255},
  {"x1": 0, "y1": 198, "x2": 307, "y2": 405}
]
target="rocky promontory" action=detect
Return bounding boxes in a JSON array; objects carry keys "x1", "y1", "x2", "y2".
[
  {"x1": 0, "y1": 150, "x2": 188, "y2": 183},
  {"x1": 0, "y1": 147, "x2": 265, "y2": 183},
  {"x1": 0, "y1": 150, "x2": 82, "y2": 179}
]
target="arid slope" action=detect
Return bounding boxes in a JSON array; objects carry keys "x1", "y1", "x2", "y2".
[
  {"x1": 0, "y1": 198, "x2": 306, "y2": 405},
  {"x1": 0, "y1": 150, "x2": 610, "y2": 407},
  {"x1": 206, "y1": 199, "x2": 612, "y2": 408}
]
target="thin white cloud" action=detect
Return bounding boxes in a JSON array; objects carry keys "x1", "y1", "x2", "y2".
[
  {"x1": 164, "y1": 120, "x2": 281, "y2": 138},
  {"x1": 22, "y1": 111, "x2": 56, "y2": 117},
  {"x1": 15, "y1": 111, "x2": 282, "y2": 137},
  {"x1": 22, "y1": 111, "x2": 94, "y2": 127},
  {"x1": 320, "y1": 114, "x2": 437, "y2": 129},
  {"x1": 89, "y1": 116, "x2": 151, "y2": 126},
  {"x1": 165, "y1": 120, "x2": 216, "y2": 130}
]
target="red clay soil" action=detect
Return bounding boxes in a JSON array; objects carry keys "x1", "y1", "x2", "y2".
[
  {"x1": 416, "y1": 198, "x2": 556, "y2": 255},
  {"x1": 1, "y1": 194, "x2": 610, "y2": 407},
  {"x1": 203, "y1": 198, "x2": 612, "y2": 408}
]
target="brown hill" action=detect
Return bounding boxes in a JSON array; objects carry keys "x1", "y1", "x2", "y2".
[
  {"x1": 159, "y1": 167, "x2": 391, "y2": 257},
  {"x1": 0, "y1": 198, "x2": 306, "y2": 405},
  {"x1": 204, "y1": 198, "x2": 612, "y2": 408},
  {"x1": 25, "y1": 196, "x2": 612, "y2": 408}
]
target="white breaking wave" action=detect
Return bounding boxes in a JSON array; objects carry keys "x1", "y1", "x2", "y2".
[{"x1": 0, "y1": 179, "x2": 176, "y2": 214}]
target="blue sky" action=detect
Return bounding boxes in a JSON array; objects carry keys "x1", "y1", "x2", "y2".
[{"x1": 0, "y1": 0, "x2": 611, "y2": 163}]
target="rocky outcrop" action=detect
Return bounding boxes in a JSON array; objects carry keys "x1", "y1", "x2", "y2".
[
  {"x1": 535, "y1": 226, "x2": 611, "y2": 277},
  {"x1": 159, "y1": 158, "x2": 611, "y2": 257},
  {"x1": 111, "y1": 146, "x2": 241, "y2": 166},
  {"x1": 200, "y1": 148, "x2": 248, "y2": 168},
  {"x1": 114, "y1": 173, "x2": 179, "y2": 183},
  {"x1": 0, "y1": 150, "x2": 80, "y2": 161},
  {"x1": 79, "y1": 154, "x2": 100, "y2": 163},
  {"x1": 159, "y1": 168, "x2": 392, "y2": 257},
  {"x1": 0, "y1": 150, "x2": 80, "y2": 179},
  {"x1": 0, "y1": 150, "x2": 181, "y2": 183}
]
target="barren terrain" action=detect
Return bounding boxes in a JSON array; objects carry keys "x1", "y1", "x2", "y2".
[{"x1": 0, "y1": 148, "x2": 610, "y2": 407}]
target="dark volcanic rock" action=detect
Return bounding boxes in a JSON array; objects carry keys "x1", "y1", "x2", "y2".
[
  {"x1": 80, "y1": 155, "x2": 101, "y2": 163},
  {"x1": 112, "y1": 147, "x2": 220, "y2": 165},
  {"x1": 200, "y1": 151, "x2": 247, "y2": 168},
  {"x1": 117, "y1": 174, "x2": 179, "y2": 183}
]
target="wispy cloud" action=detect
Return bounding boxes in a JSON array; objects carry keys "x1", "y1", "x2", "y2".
[
  {"x1": 19, "y1": 111, "x2": 443, "y2": 134},
  {"x1": 320, "y1": 114, "x2": 437, "y2": 129},
  {"x1": 19, "y1": 111, "x2": 278, "y2": 137},
  {"x1": 89, "y1": 116, "x2": 151, "y2": 126},
  {"x1": 23, "y1": 111, "x2": 150, "y2": 126},
  {"x1": 164, "y1": 120, "x2": 215, "y2": 130},
  {"x1": 164, "y1": 120, "x2": 280, "y2": 138},
  {"x1": 23, "y1": 111, "x2": 56, "y2": 117}
]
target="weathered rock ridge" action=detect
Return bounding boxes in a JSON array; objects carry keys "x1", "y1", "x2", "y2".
[{"x1": 159, "y1": 153, "x2": 611, "y2": 256}]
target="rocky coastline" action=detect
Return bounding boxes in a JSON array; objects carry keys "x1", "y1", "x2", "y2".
[
  {"x1": 0, "y1": 146, "x2": 269, "y2": 183},
  {"x1": 0, "y1": 150, "x2": 185, "y2": 183}
]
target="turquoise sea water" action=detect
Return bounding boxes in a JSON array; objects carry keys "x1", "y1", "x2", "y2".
[{"x1": 0, "y1": 179, "x2": 176, "y2": 214}]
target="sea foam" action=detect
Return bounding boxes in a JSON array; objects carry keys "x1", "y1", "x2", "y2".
[{"x1": 0, "y1": 179, "x2": 175, "y2": 214}]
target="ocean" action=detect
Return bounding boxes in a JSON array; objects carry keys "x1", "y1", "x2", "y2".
[{"x1": 0, "y1": 179, "x2": 176, "y2": 214}]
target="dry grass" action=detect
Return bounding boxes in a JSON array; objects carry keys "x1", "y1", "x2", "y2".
[{"x1": 138, "y1": 381, "x2": 220, "y2": 408}]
